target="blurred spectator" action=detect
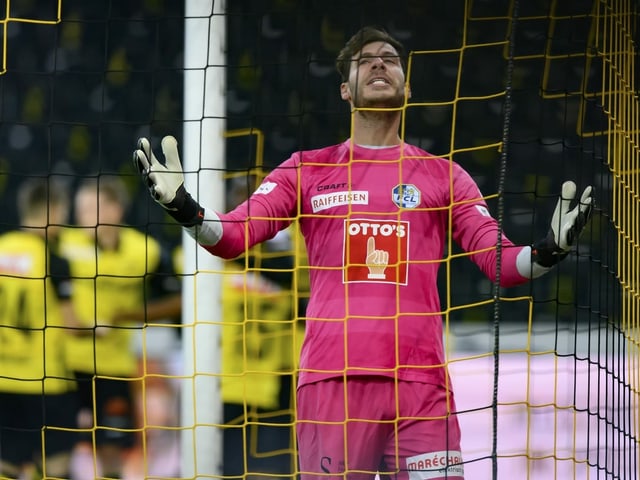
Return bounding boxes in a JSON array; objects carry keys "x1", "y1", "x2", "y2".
[
  {"x1": 0, "y1": 177, "x2": 78, "y2": 479},
  {"x1": 58, "y1": 175, "x2": 181, "y2": 479}
]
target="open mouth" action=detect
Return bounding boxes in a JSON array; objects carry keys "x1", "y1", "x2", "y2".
[{"x1": 367, "y1": 77, "x2": 390, "y2": 86}]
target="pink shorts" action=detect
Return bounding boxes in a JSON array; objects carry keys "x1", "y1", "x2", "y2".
[{"x1": 297, "y1": 377, "x2": 464, "y2": 479}]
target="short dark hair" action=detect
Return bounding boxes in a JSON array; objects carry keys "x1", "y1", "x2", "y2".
[
  {"x1": 17, "y1": 176, "x2": 69, "y2": 222},
  {"x1": 335, "y1": 26, "x2": 406, "y2": 82},
  {"x1": 77, "y1": 175, "x2": 131, "y2": 211}
]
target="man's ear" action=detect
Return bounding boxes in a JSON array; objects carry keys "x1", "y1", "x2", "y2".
[
  {"x1": 405, "y1": 83, "x2": 412, "y2": 100},
  {"x1": 340, "y1": 82, "x2": 351, "y2": 101}
]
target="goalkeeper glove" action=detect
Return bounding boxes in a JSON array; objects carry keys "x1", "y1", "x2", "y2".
[
  {"x1": 133, "y1": 135, "x2": 204, "y2": 227},
  {"x1": 531, "y1": 181, "x2": 594, "y2": 268}
]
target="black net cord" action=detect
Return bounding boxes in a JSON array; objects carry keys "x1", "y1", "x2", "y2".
[{"x1": 491, "y1": 1, "x2": 520, "y2": 479}]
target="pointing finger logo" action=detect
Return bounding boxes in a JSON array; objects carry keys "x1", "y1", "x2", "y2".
[
  {"x1": 366, "y1": 236, "x2": 389, "y2": 279},
  {"x1": 343, "y1": 219, "x2": 409, "y2": 285}
]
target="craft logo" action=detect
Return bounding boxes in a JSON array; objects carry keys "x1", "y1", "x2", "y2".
[
  {"x1": 343, "y1": 219, "x2": 409, "y2": 284},
  {"x1": 392, "y1": 184, "x2": 420, "y2": 209},
  {"x1": 406, "y1": 450, "x2": 464, "y2": 480}
]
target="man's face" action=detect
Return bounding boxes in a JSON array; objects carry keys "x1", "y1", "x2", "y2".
[
  {"x1": 341, "y1": 41, "x2": 408, "y2": 109},
  {"x1": 75, "y1": 188, "x2": 123, "y2": 230},
  {"x1": 46, "y1": 202, "x2": 68, "y2": 237}
]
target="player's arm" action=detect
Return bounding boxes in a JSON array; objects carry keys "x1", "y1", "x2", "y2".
[
  {"x1": 111, "y1": 294, "x2": 182, "y2": 324},
  {"x1": 517, "y1": 180, "x2": 594, "y2": 277},
  {"x1": 452, "y1": 171, "x2": 593, "y2": 284},
  {"x1": 133, "y1": 136, "x2": 222, "y2": 247},
  {"x1": 111, "y1": 247, "x2": 182, "y2": 324},
  {"x1": 133, "y1": 135, "x2": 297, "y2": 259}
]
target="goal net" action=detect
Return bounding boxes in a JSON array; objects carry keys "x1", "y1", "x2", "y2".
[{"x1": 0, "y1": 0, "x2": 638, "y2": 479}]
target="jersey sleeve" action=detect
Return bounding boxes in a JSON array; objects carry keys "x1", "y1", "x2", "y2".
[
  {"x1": 204, "y1": 156, "x2": 300, "y2": 259},
  {"x1": 450, "y1": 164, "x2": 528, "y2": 287}
]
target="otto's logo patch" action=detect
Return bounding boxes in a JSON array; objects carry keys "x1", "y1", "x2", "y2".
[
  {"x1": 343, "y1": 219, "x2": 409, "y2": 285},
  {"x1": 254, "y1": 181, "x2": 277, "y2": 195},
  {"x1": 392, "y1": 184, "x2": 420, "y2": 209}
]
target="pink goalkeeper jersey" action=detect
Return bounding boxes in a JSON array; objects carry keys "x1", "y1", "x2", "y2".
[{"x1": 206, "y1": 139, "x2": 529, "y2": 389}]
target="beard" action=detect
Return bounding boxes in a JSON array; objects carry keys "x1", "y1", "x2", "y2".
[{"x1": 351, "y1": 84, "x2": 406, "y2": 110}]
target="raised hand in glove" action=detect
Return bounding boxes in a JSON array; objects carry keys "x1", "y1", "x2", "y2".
[
  {"x1": 532, "y1": 181, "x2": 594, "y2": 268},
  {"x1": 133, "y1": 136, "x2": 204, "y2": 226}
]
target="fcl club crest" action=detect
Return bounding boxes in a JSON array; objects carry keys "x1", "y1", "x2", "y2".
[{"x1": 392, "y1": 184, "x2": 421, "y2": 209}]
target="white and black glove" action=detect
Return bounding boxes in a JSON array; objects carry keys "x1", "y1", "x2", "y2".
[
  {"x1": 133, "y1": 135, "x2": 204, "y2": 227},
  {"x1": 532, "y1": 181, "x2": 594, "y2": 267}
]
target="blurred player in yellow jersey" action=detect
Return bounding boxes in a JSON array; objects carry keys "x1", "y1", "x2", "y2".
[
  {"x1": 171, "y1": 176, "x2": 304, "y2": 476},
  {"x1": 0, "y1": 177, "x2": 78, "y2": 479},
  {"x1": 173, "y1": 243, "x2": 296, "y2": 476},
  {"x1": 222, "y1": 262, "x2": 295, "y2": 476},
  {"x1": 58, "y1": 175, "x2": 181, "y2": 478},
  {"x1": 222, "y1": 177, "x2": 299, "y2": 476}
]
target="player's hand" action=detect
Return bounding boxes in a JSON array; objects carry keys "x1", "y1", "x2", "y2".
[
  {"x1": 133, "y1": 135, "x2": 184, "y2": 208},
  {"x1": 133, "y1": 136, "x2": 204, "y2": 226},
  {"x1": 532, "y1": 181, "x2": 594, "y2": 267}
]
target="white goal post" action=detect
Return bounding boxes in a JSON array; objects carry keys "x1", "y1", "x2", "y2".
[{"x1": 181, "y1": 0, "x2": 226, "y2": 476}]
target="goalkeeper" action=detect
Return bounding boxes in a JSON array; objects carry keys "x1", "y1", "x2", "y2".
[{"x1": 133, "y1": 26, "x2": 593, "y2": 480}]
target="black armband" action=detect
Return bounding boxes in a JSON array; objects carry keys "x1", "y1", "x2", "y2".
[
  {"x1": 165, "y1": 184, "x2": 205, "y2": 227},
  {"x1": 531, "y1": 231, "x2": 568, "y2": 268}
]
